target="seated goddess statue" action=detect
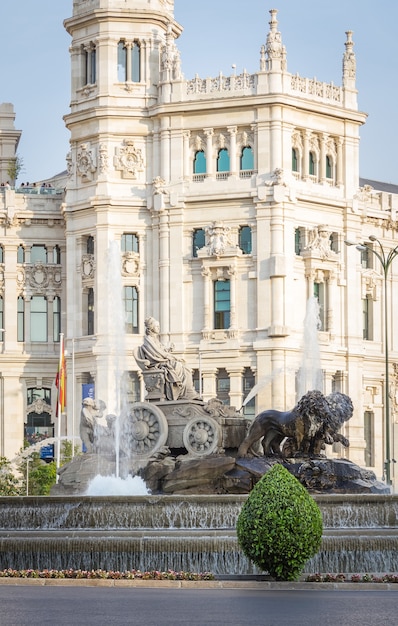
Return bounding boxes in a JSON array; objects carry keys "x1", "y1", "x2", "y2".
[{"x1": 135, "y1": 317, "x2": 200, "y2": 402}]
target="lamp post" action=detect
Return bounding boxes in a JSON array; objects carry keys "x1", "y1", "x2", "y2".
[{"x1": 346, "y1": 236, "x2": 398, "y2": 485}]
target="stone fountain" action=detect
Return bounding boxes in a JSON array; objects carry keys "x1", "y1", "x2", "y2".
[{"x1": 0, "y1": 293, "x2": 395, "y2": 575}]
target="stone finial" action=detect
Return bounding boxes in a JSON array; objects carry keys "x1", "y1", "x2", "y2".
[
  {"x1": 264, "y1": 9, "x2": 286, "y2": 71},
  {"x1": 343, "y1": 30, "x2": 356, "y2": 86}
]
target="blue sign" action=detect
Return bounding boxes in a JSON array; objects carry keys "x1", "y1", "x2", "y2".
[{"x1": 40, "y1": 444, "x2": 54, "y2": 460}]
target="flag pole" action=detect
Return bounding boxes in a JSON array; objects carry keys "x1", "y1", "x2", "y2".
[{"x1": 56, "y1": 332, "x2": 64, "y2": 482}]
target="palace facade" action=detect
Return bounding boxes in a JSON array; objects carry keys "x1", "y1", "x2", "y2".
[{"x1": 1, "y1": 0, "x2": 398, "y2": 486}]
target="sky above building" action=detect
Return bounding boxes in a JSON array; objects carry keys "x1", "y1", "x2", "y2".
[{"x1": 0, "y1": 0, "x2": 397, "y2": 184}]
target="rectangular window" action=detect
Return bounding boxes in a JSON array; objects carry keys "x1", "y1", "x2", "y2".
[
  {"x1": 363, "y1": 297, "x2": 373, "y2": 340},
  {"x1": 18, "y1": 296, "x2": 24, "y2": 342},
  {"x1": 53, "y1": 297, "x2": 61, "y2": 343},
  {"x1": 214, "y1": 280, "x2": 230, "y2": 329},
  {"x1": 31, "y1": 296, "x2": 47, "y2": 342},
  {"x1": 313, "y1": 282, "x2": 326, "y2": 331},
  {"x1": 88, "y1": 288, "x2": 94, "y2": 335},
  {"x1": 239, "y1": 226, "x2": 252, "y2": 255},
  {"x1": 216, "y1": 368, "x2": 230, "y2": 405},
  {"x1": 30, "y1": 245, "x2": 47, "y2": 264},
  {"x1": 361, "y1": 246, "x2": 373, "y2": 269},
  {"x1": 124, "y1": 286, "x2": 138, "y2": 334},
  {"x1": 364, "y1": 411, "x2": 374, "y2": 466},
  {"x1": 121, "y1": 233, "x2": 139, "y2": 253}
]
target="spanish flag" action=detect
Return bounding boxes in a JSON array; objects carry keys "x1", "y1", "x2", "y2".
[{"x1": 56, "y1": 333, "x2": 66, "y2": 415}]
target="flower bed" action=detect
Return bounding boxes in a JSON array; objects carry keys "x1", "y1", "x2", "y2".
[
  {"x1": 305, "y1": 573, "x2": 398, "y2": 583},
  {"x1": 0, "y1": 568, "x2": 215, "y2": 581}
]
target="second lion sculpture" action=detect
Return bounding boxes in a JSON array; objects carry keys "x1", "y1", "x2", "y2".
[{"x1": 238, "y1": 390, "x2": 353, "y2": 458}]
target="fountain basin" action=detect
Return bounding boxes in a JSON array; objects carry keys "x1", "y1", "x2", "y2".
[{"x1": 0, "y1": 494, "x2": 397, "y2": 575}]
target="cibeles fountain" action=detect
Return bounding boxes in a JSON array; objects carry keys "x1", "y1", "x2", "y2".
[{"x1": 0, "y1": 293, "x2": 396, "y2": 575}]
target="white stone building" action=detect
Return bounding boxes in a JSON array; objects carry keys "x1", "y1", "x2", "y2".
[{"x1": 1, "y1": 0, "x2": 398, "y2": 487}]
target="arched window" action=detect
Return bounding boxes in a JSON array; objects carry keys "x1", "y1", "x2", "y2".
[
  {"x1": 240, "y1": 146, "x2": 254, "y2": 171},
  {"x1": 121, "y1": 233, "x2": 139, "y2": 253},
  {"x1": 214, "y1": 280, "x2": 230, "y2": 329},
  {"x1": 292, "y1": 148, "x2": 298, "y2": 172},
  {"x1": 192, "y1": 228, "x2": 205, "y2": 257},
  {"x1": 193, "y1": 150, "x2": 206, "y2": 174},
  {"x1": 52, "y1": 245, "x2": 61, "y2": 264},
  {"x1": 17, "y1": 245, "x2": 25, "y2": 263},
  {"x1": 216, "y1": 368, "x2": 230, "y2": 405},
  {"x1": 118, "y1": 41, "x2": 141, "y2": 82},
  {"x1": 117, "y1": 41, "x2": 127, "y2": 82},
  {"x1": 31, "y1": 245, "x2": 47, "y2": 263},
  {"x1": 131, "y1": 41, "x2": 141, "y2": 82},
  {"x1": 53, "y1": 296, "x2": 61, "y2": 343},
  {"x1": 239, "y1": 226, "x2": 252, "y2": 255},
  {"x1": 83, "y1": 43, "x2": 96, "y2": 86},
  {"x1": 326, "y1": 155, "x2": 332, "y2": 179},
  {"x1": 217, "y1": 149, "x2": 230, "y2": 172},
  {"x1": 17, "y1": 296, "x2": 24, "y2": 342},
  {"x1": 309, "y1": 152, "x2": 316, "y2": 176},
  {"x1": 86, "y1": 236, "x2": 94, "y2": 255},
  {"x1": 31, "y1": 296, "x2": 47, "y2": 342},
  {"x1": 124, "y1": 286, "x2": 139, "y2": 334}
]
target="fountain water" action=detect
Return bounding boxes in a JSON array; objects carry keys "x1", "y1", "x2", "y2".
[{"x1": 297, "y1": 296, "x2": 323, "y2": 399}]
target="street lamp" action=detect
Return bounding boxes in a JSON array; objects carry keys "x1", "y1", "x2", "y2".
[{"x1": 346, "y1": 236, "x2": 398, "y2": 485}]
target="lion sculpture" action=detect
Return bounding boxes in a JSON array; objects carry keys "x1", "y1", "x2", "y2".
[{"x1": 238, "y1": 390, "x2": 353, "y2": 458}]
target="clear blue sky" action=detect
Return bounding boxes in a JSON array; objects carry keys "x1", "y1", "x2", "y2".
[{"x1": 1, "y1": 1, "x2": 397, "y2": 184}]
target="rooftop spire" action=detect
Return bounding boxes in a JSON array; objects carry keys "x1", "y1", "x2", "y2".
[
  {"x1": 263, "y1": 9, "x2": 286, "y2": 72},
  {"x1": 343, "y1": 30, "x2": 356, "y2": 86}
]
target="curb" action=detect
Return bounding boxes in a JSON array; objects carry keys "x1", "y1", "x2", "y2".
[{"x1": 0, "y1": 578, "x2": 397, "y2": 590}]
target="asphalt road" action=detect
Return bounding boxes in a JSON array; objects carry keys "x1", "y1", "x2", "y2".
[{"x1": 0, "y1": 587, "x2": 396, "y2": 626}]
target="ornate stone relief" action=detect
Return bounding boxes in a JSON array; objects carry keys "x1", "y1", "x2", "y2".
[
  {"x1": 121, "y1": 252, "x2": 140, "y2": 277},
  {"x1": 25, "y1": 263, "x2": 62, "y2": 294},
  {"x1": 114, "y1": 140, "x2": 144, "y2": 179},
  {"x1": 204, "y1": 221, "x2": 234, "y2": 256},
  {"x1": 303, "y1": 225, "x2": 338, "y2": 260},
  {"x1": 98, "y1": 143, "x2": 109, "y2": 174},
  {"x1": 81, "y1": 254, "x2": 95, "y2": 282},
  {"x1": 76, "y1": 143, "x2": 97, "y2": 182},
  {"x1": 27, "y1": 398, "x2": 53, "y2": 418},
  {"x1": 361, "y1": 269, "x2": 381, "y2": 300}
]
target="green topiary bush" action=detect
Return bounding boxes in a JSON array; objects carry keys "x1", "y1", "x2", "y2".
[{"x1": 237, "y1": 464, "x2": 323, "y2": 581}]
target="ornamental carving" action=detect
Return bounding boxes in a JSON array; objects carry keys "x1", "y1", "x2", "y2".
[
  {"x1": 76, "y1": 143, "x2": 97, "y2": 182},
  {"x1": 27, "y1": 398, "x2": 53, "y2": 417},
  {"x1": 304, "y1": 225, "x2": 338, "y2": 260},
  {"x1": 205, "y1": 221, "x2": 233, "y2": 256},
  {"x1": 114, "y1": 140, "x2": 144, "y2": 179},
  {"x1": 81, "y1": 254, "x2": 95, "y2": 281},
  {"x1": 26, "y1": 263, "x2": 50, "y2": 291},
  {"x1": 98, "y1": 143, "x2": 109, "y2": 174},
  {"x1": 122, "y1": 252, "x2": 140, "y2": 277}
]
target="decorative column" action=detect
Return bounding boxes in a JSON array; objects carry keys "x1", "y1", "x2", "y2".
[
  {"x1": 125, "y1": 41, "x2": 133, "y2": 81},
  {"x1": 336, "y1": 137, "x2": 344, "y2": 187},
  {"x1": 204, "y1": 128, "x2": 214, "y2": 179},
  {"x1": 303, "y1": 130, "x2": 310, "y2": 180},
  {"x1": 229, "y1": 367, "x2": 245, "y2": 410},
  {"x1": 320, "y1": 134, "x2": 327, "y2": 183},
  {"x1": 201, "y1": 267, "x2": 211, "y2": 336},
  {"x1": 201, "y1": 368, "x2": 217, "y2": 403},
  {"x1": 183, "y1": 131, "x2": 190, "y2": 180},
  {"x1": 159, "y1": 212, "x2": 170, "y2": 334},
  {"x1": 228, "y1": 265, "x2": 237, "y2": 335},
  {"x1": 227, "y1": 126, "x2": 237, "y2": 176},
  {"x1": 160, "y1": 117, "x2": 170, "y2": 182}
]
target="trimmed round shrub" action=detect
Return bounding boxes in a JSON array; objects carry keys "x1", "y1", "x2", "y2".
[{"x1": 237, "y1": 464, "x2": 323, "y2": 581}]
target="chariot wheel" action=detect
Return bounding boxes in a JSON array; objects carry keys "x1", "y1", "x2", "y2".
[
  {"x1": 183, "y1": 416, "x2": 221, "y2": 457},
  {"x1": 120, "y1": 402, "x2": 168, "y2": 458}
]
